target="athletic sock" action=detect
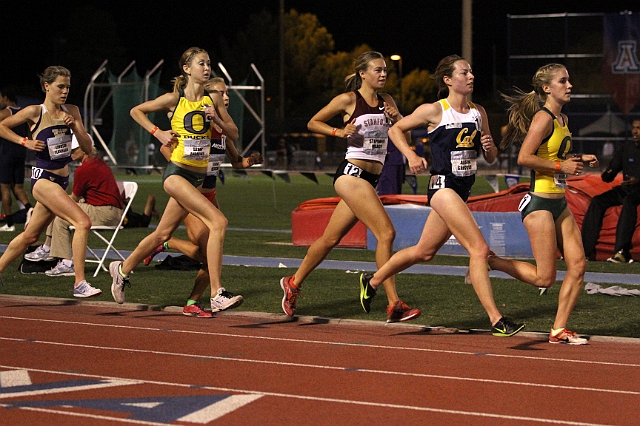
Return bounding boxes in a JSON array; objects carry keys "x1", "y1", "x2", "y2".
[
  {"x1": 186, "y1": 299, "x2": 198, "y2": 306},
  {"x1": 163, "y1": 241, "x2": 169, "y2": 250},
  {"x1": 118, "y1": 264, "x2": 129, "y2": 278}
]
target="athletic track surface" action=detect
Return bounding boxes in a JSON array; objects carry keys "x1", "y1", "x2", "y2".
[{"x1": 1, "y1": 295, "x2": 638, "y2": 426}]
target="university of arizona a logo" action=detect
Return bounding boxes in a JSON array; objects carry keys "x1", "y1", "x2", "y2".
[{"x1": 611, "y1": 40, "x2": 640, "y2": 74}]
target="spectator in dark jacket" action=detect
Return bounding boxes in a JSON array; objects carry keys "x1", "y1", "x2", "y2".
[{"x1": 582, "y1": 118, "x2": 640, "y2": 263}]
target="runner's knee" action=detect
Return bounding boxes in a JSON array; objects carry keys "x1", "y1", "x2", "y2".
[{"x1": 373, "y1": 226, "x2": 395, "y2": 245}]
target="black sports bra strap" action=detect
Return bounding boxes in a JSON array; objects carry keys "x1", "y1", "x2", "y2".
[{"x1": 540, "y1": 106, "x2": 555, "y2": 121}]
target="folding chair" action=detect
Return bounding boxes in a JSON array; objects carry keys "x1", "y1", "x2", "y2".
[{"x1": 71, "y1": 181, "x2": 138, "y2": 277}]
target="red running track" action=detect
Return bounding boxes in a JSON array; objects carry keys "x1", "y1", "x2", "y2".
[{"x1": 0, "y1": 295, "x2": 639, "y2": 425}]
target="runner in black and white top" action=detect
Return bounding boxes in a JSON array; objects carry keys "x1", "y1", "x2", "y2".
[{"x1": 279, "y1": 51, "x2": 422, "y2": 323}]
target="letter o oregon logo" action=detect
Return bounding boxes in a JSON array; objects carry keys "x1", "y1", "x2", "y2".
[{"x1": 183, "y1": 111, "x2": 209, "y2": 134}]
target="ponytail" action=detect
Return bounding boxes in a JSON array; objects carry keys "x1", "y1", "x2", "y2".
[{"x1": 500, "y1": 89, "x2": 541, "y2": 150}]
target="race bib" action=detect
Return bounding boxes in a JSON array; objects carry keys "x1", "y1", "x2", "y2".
[
  {"x1": 31, "y1": 167, "x2": 44, "y2": 180},
  {"x1": 182, "y1": 138, "x2": 211, "y2": 161},
  {"x1": 429, "y1": 174, "x2": 445, "y2": 190},
  {"x1": 207, "y1": 154, "x2": 226, "y2": 176},
  {"x1": 362, "y1": 130, "x2": 387, "y2": 155},
  {"x1": 450, "y1": 150, "x2": 477, "y2": 177},
  {"x1": 341, "y1": 162, "x2": 363, "y2": 178},
  {"x1": 46, "y1": 134, "x2": 72, "y2": 160},
  {"x1": 553, "y1": 172, "x2": 568, "y2": 189}
]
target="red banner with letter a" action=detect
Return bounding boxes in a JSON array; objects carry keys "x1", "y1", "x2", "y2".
[{"x1": 603, "y1": 12, "x2": 640, "y2": 115}]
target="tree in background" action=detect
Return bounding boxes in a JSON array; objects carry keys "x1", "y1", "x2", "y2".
[{"x1": 401, "y1": 69, "x2": 436, "y2": 114}]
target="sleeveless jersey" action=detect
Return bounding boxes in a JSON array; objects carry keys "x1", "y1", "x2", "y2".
[
  {"x1": 169, "y1": 90, "x2": 214, "y2": 168},
  {"x1": 0, "y1": 106, "x2": 29, "y2": 158},
  {"x1": 31, "y1": 104, "x2": 73, "y2": 170},
  {"x1": 530, "y1": 107, "x2": 572, "y2": 194},
  {"x1": 345, "y1": 91, "x2": 390, "y2": 164},
  {"x1": 427, "y1": 99, "x2": 482, "y2": 192}
]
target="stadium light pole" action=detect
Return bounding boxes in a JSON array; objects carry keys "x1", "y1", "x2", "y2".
[
  {"x1": 279, "y1": 0, "x2": 285, "y2": 125},
  {"x1": 390, "y1": 54, "x2": 403, "y2": 110}
]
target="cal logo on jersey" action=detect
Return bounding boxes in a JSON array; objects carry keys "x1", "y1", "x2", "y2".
[{"x1": 455, "y1": 127, "x2": 477, "y2": 149}]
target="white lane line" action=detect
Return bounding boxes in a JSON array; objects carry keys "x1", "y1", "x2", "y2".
[
  {"x1": 1, "y1": 337, "x2": 638, "y2": 396},
  {"x1": 1, "y1": 315, "x2": 638, "y2": 368},
  {"x1": 0, "y1": 365, "x2": 618, "y2": 426}
]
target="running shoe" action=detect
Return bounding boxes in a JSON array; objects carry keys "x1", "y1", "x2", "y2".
[
  {"x1": 386, "y1": 300, "x2": 421, "y2": 323},
  {"x1": 183, "y1": 303, "x2": 213, "y2": 318},
  {"x1": 549, "y1": 327, "x2": 588, "y2": 345},
  {"x1": 607, "y1": 250, "x2": 633, "y2": 264},
  {"x1": 25, "y1": 245, "x2": 54, "y2": 262},
  {"x1": 491, "y1": 317, "x2": 525, "y2": 337},
  {"x1": 359, "y1": 273, "x2": 376, "y2": 313},
  {"x1": 45, "y1": 260, "x2": 75, "y2": 276},
  {"x1": 0, "y1": 224, "x2": 15, "y2": 232},
  {"x1": 144, "y1": 243, "x2": 166, "y2": 266},
  {"x1": 73, "y1": 280, "x2": 102, "y2": 298},
  {"x1": 211, "y1": 287, "x2": 244, "y2": 312},
  {"x1": 109, "y1": 261, "x2": 130, "y2": 304},
  {"x1": 279, "y1": 275, "x2": 300, "y2": 317}
]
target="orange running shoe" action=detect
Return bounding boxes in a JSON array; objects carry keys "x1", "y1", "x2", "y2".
[
  {"x1": 386, "y1": 300, "x2": 421, "y2": 323},
  {"x1": 549, "y1": 328, "x2": 588, "y2": 345},
  {"x1": 183, "y1": 303, "x2": 213, "y2": 318},
  {"x1": 279, "y1": 275, "x2": 300, "y2": 317}
]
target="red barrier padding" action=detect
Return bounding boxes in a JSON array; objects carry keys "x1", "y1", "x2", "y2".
[
  {"x1": 291, "y1": 174, "x2": 640, "y2": 260},
  {"x1": 291, "y1": 208, "x2": 367, "y2": 248}
]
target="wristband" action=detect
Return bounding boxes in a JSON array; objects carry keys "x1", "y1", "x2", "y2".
[
  {"x1": 331, "y1": 128, "x2": 337, "y2": 137},
  {"x1": 21, "y1": 137, "x2": 27, "y2": 146},
  {"x1": 555, "y1": 161, "x2": 561, "y2": 171},
  {"x1": 151, "y1": 126, "x2": 159, "y2": 135}
]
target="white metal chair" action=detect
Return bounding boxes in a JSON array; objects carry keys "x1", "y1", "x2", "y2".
[{"x1": 71, "y1": 181, "x2": 138, "y2": 277}]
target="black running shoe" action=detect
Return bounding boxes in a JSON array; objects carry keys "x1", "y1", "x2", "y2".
[
  {"x1": 492, "y1": 317, "x2": 525, "y2": 337},
  {"x1": 359, "y1": 273, "x2": 376, "y2": 313}
]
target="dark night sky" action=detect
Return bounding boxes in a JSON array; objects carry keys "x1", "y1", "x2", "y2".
[{"x1": 1, "y1": 0, "x2": 637, "y2": 103}]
